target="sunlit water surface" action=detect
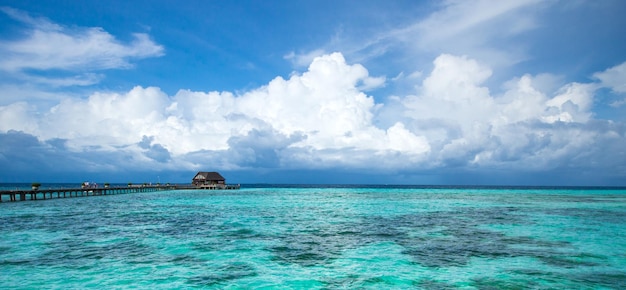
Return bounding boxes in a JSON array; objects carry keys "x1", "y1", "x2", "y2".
[{"x1": 1, "y1": 186, "x2": 625, "y2": 289}]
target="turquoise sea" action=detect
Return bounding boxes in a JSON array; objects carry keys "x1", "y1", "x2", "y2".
[{"x1": 1, "y1": 185, "x2": 625, "y2": 289}]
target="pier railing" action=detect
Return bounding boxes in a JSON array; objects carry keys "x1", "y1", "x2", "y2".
[
  {"x1": 0, "y1": 183, "x2": 242, "y2": 203},
  {"x1": 0, "y1": 185, "x2": 177, "y2": 202},
  {"x1": 186, "y1": 184, "x2": 241, "y2": 190}
]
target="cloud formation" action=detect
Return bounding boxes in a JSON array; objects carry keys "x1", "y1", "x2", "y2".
[
  {"x1": 411, "y1": 0, "x2": 542, "y2": 63},
  {"x1": 0, "y1": 7, "x2": 164, "y2": 105},
  {"x1": 304, "y1": 0, "x2": 546, "y2": 76},
  {"x1": 0, "y1": 7, "x2": 164, "y2": 72},
  {"x1": 391, "y1": 54, "x2": 618, "y2": 173},
  {"x1": 594, "y1": 62, "x2": 626, "y2": 107},
  {"x1": 1, "y1": 52, "x2": 625, "y2": 182}
]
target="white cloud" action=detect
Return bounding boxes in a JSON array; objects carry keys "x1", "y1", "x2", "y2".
[
  {"x1": 16, "y1": 72, "x2": 104, "y2": 87},
  {"x1": 542, "y1": 82, "x2": 594, "y2": 123},
  {"x1": 498, "y1": 74, "x2": 548, "y2": 124},
  {"x1": 405, "y1": 0, "x2": 543, "y2": 68},
  {"x1": 0, "y1": 52, "x2": 624, "y2": 176},
  {"x1": 594, "y1": 61, "x2": 626, "y2": 107},
  {"x1": 401, "y1": 54, "x2": 497, "y2": 148},
  {"x1": 0, "y1": 23, "x2": 163, "y2": 71},
  {"x1": 34, "y1": 86, "x2": 171, "y2": 151},
  {"x1": 0, "y1": 102, "x2": 37, "y2": 133},
  {"x1": 235, "y1": 53, "x2": 427, "y2": 161},
  {"x1": 415, "y1": 0, "x2": 541, "y2": 42},
  {"x1": 304, "y1": 0, "x2": 547, "y2": 77},
  {"x1": 1, "y1": 52, "x2": 427, "y2": 170},
  {"x1": 284, "y1": 49, "x2": 326, "y2": 68},
  {"x1": 0, "y1": 7, "x2": 163, "y2": 97},
  {"x1": 357, "y1": 75, "x2": 386, "y2": 91},
  {"x1": 385, "y1": 53, "x2": 621, "y2": 170},
  {"x1": 0, "y1": 83, "x2": 80, "y2": 105},
  {"x1": 0, "y1": 7, "x2": 61, "y2": 31},
  {"x1": 594, "y1": 61, "x2": 626, "y2": 93}
]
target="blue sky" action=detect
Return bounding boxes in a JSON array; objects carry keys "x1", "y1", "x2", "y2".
[{"x1": 1, "y1": 0, "x2": 625, "y2": 185}]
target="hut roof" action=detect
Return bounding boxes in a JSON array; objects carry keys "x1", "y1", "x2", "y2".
[{"x1": 193, "y1": 171, "x2": 225, "y2": 181}]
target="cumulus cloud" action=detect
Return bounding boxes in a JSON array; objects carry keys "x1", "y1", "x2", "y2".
[
  {"x1": 0, "y1": 102, "x2": 37, "y2": 133},
  {"x1": 0, "y1": 53, "x2": 427, "y2": 171},
  {"x1": 386, "y1": 54, "x2": 624, "y2": 171},
  {"x1": 0, "y1": 52, "x2": 625, "y2": 179}
]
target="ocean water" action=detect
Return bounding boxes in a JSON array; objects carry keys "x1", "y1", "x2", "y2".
[{"x1": 1, "y1": 186, "x2": 625, "y2": 289}]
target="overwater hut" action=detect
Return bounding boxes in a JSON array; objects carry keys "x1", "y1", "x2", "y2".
[{"x1": 192, "y1": 171, "x2": 226, "y2": 188}]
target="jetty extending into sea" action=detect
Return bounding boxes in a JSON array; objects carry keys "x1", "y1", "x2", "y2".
[
  {"x1": 0, "y1": 171, "x2": 240, "y2": 203},
  {"x1": 0, "y1": 183, "x2": 240, "y2": 203}
]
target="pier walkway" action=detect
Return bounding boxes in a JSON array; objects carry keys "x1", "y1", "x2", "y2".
[
  {"x1": 0, "y1": 185, "x2": 175, "y2": 202},
  {"x1": 0, "y1": 184, "x2": 239, "y2": 202}
]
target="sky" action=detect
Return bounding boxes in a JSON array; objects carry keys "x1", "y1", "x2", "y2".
[{"x1": 0, "y1": 0, "x2": 625, "y2": 186}]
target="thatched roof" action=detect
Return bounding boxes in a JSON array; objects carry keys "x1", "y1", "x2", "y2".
[{"x1": 193, "y1": 171, "x2": 225, "y2": 181}]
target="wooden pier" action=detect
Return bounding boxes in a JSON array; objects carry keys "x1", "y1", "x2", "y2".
[
  {"x1": 0, "y1": 185, "x2": 179, "y2": 202},
  {"x1": 0, "y1": 182, "x2": 242, "y2": 203},
  {"x1": 189, "y1": 184, "x2": 241, "y2": 190}
]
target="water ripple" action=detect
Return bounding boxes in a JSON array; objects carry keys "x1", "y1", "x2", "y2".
[{"x1": 0, "y1": 188, "x2": 624, "y2": 288}]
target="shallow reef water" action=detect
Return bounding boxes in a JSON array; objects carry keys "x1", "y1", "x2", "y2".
[{"x1": 1, "y1": 186, "x2": 625, "y2": 288}]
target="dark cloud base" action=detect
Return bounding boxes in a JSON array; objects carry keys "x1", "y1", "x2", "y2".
[{"x1": 1, "y1": 130, "x2": 624, "y2": 186}]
